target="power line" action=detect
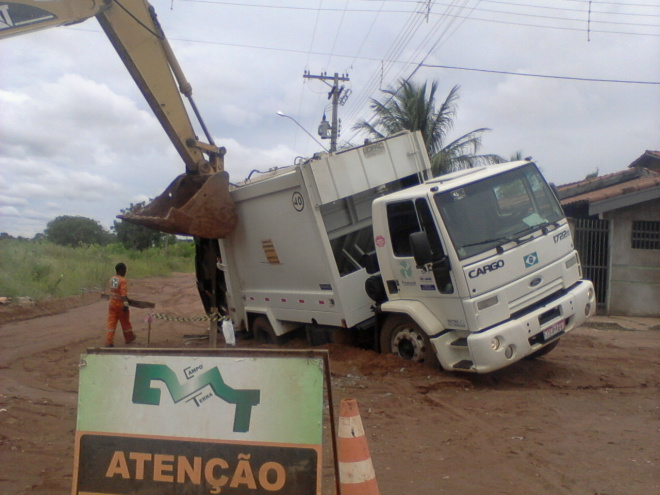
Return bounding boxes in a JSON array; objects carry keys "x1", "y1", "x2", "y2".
[
  {"x1": 325, "y1": 0, "x2": 349, "y2": 68},
  {"x1": 568, "y1": 0, "x2": 659, "y2": 7},
  {"x1": 420, "y1": 63, "x2": 660, "y2": 85},
  {"x1": 462, "y1": 5, "x2": 659, "y2": 28},
  {"x1": 448, "y1": 12, "x2": 660, "y2": 36},
  {"x1": 480, "y1": 0, "x2": 660, "y2": 17},
  {"x1": 305, "y1": 0, "x2": 323, "y2": 70},
  {"x1": 180, "y1": 0, "x2": 660, "y2": 36},
  {"x1": 341, "y1": 0, "x2": 431, "y2": 124},
  {"x1": 349, "y1": 0, "x2": 386, "y2": 67},
  {"x1": 181, "y1": 0, "x2": 660, "y2": 23},
  {"x1": 68, "y1": 24, "x2": 660, "y2": 62},
  {"x1": 66, "y1": 24, "x2": 659, "y2": 85},
  {"x1": 401, "y1": 0, "x2": 480, "y2": 82},
  {"x1": 344, "y1": 0, "x2": 481, "y2": 145}
]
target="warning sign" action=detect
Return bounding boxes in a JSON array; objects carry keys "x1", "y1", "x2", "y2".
[
  {"x1": 262, "y1": 239, "x2": 281, "y2": 264},
  {"x1": 72, "y1": 349, "x2": 326, "y2": 495},
  {"x1": 75, "y1": 433, "x2": 318, "y2": 494}
]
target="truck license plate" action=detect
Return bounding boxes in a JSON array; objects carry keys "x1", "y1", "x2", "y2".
[{"x1": 542, "y1": 319, "x2": 566, "y2": 342}]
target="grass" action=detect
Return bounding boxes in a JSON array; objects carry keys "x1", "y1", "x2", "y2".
[{"x1": 0, "y1": 239, "x2": 196, "y2": 300}]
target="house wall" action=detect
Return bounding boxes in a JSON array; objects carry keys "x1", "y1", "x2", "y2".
[{"x1": 603, "y1": 198, "x2": 660, "y2": 316}]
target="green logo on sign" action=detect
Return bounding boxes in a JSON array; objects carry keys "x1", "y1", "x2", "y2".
[{"x1": 132, "y1": 364, "x2": 260, "y2": 433}]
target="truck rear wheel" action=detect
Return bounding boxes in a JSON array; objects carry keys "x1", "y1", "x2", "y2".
[
  {"x1": 380, "y1": 315, "x2": 439, "y2": 368},
  {"x1": 252, "y1": 315, "x2": 283, "y2": 345}
]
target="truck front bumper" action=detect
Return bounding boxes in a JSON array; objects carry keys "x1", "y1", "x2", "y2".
[{"x1": 432, "y1": 280, "x2": 596, "y2": 373}]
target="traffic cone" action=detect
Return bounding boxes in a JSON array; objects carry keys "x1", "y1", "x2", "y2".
[{"x1": 337, "y1": 398, "x2": 380, "y2": 495}]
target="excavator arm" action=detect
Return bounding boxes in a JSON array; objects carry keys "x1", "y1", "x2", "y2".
[{"x1": 0, "y1": 0, "x2": 237, "y2": 238}]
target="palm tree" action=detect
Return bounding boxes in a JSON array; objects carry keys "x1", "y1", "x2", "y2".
[
  {"x1": 508, "y1": 150, "x2": 525, "y2": 161},
  {"x1": 352, "y1": 80, "x2": 501, "y2": 175}
]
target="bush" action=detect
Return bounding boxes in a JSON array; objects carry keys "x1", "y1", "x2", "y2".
[
  {"x1": 44, "y1": 215, "x2": 114, "y2": 247},
  {"x1": 0, "y1": 238, "x2": 195, "y2": 300},
  {"x1": 113, "y1": 203, "x2": 179, "y2": 251}
]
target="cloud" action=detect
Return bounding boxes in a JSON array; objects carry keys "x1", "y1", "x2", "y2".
[
  {"x1": 0, "y1": 206, "x2": 21, "y2": 218},
  {"x1": 0, "y1": 0, "x2": 658, "y2": 237},
  {"x1": 0, "y1": 194, "x2": 28, "y2": 207},
  {"x1": 0, "y1": 71, "x2": 175, "y2": 235},
  {"x1": 211, "y1": 137, "x2": 302, "y2": 183}
]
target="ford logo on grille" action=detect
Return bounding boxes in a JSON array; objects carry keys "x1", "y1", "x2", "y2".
[{"x1": 530, "y1": 277, "x2": 542, "y2": 287}]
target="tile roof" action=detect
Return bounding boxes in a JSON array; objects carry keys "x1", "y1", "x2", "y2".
[
  {"x1": 628, "y1": 150, "x2": 660, "y2": 170},
  {"x1": 559, "y1": 172, "x2": 660, "y2": 207},
  {"x1": 558, "y1": 150, "x2": 660, "y2": 208}
]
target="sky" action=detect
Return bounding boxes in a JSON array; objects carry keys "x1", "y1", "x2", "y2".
[{"x1": 1, "y1": 0, "x2": 659, "y2": 238}]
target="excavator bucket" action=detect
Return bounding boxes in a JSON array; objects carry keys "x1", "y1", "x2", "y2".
[{"x1": 119, "y1": 171, "x2": 238, "y2": 239}]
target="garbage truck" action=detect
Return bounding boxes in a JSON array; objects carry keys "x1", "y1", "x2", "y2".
[
  {"x1": 1, "y1": 2, "x2": 594, "y2": 373},
  {"x1": 213, "y1": 131, "x2": 595, "y2": 373}
]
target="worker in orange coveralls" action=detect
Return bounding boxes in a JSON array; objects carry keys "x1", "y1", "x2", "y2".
[{"x1": 105, "y1": 262, "x2": 136, "y2": 347}]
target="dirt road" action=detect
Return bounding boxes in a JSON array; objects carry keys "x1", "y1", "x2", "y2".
[{"x1": 1, "y1": 273, "x2": 658, "y2": 495}]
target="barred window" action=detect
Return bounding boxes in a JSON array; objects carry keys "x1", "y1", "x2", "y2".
[{"x1": 631, "y1": 220, "x2": 660, "y2": 250}]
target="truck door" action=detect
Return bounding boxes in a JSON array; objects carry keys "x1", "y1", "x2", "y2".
[{"x1": 384, "y1": 198, "x2": 467, "y2": 329}]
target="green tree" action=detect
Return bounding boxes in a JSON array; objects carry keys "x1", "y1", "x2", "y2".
[
  {"x1": 113, "y1": 202, "x2": 176, "y2": 251},
  {"x1": 44, "y1": 216, "x2": 112, "y2": 247},
  {"x1": 352, "y1": 80, "x2": 501, "y2": 175}
]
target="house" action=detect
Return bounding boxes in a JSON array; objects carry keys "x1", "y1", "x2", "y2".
[{"x1": 557, "y1": 151, "x2": 660, "y2": 317}]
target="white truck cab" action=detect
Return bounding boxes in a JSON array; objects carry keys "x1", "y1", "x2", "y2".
[
  {"x1": 215, "y1": 131, "x2": 595, "y2": 373},
  {"x1": 372, "y1": 161, "x2": 595, "y2": 372}
]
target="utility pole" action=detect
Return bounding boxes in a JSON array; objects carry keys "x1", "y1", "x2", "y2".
[{"x1": 303, "y1": 71, "x2": 350, "y2": 152}]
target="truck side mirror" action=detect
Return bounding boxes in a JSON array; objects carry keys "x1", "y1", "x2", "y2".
[{"x1": 410, "y1": 231, "x2": 433, "y2": 268}]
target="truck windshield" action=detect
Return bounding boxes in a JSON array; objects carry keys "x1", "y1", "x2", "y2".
[{"x1": 434, "y1": 163, "x2": 564, "y2": 260}]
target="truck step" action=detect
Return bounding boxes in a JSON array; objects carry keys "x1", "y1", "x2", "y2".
[
  {"x1": 453, "y1": 360, "x2": 474, "y2": 370},
  {"x1": 451, "y1": 337, "x2": 468, "y2": 347}
]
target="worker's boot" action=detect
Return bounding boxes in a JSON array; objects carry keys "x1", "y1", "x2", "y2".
[
  {"x1": 105, "y1": 330, "x2": 115, "y2": 347},
  {"x1": 124, "y1": 330, "x2": 136, "y2": 344}
]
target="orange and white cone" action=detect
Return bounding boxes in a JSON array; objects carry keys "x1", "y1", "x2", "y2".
[{"x1": 337, "y1": 398, "x2": 380, "y2": 495}]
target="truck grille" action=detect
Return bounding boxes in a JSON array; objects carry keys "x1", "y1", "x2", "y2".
[{"x1": 511, "y1": 287, "x2": 568, "y2": 320}]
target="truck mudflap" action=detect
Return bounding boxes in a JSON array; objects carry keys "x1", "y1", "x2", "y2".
[
  {"x1": 119, "y1": 171, "x2": 238, "y2": 239},
  {"x1": 432, "y1": 280, "x2": 596, "y2": 373}
]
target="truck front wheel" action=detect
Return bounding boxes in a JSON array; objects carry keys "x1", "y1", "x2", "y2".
[{"x1": 380, "y1": 315, "x2": 439, "y2": 368}]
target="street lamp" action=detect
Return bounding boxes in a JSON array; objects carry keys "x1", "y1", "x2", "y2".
[{"x1": 277, "y1": 111, "x2": 328, "y2": 152}]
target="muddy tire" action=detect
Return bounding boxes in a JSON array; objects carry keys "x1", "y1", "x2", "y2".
[
  {"x1": 252, "y1": 315, "x2": 283, "y2": 345},
  {"x1": 526, "y1": 339, "x2": 560, "y2": 359},
  {"x1": 380, "y1": 314, "x2": 439, "y2": 368}
]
